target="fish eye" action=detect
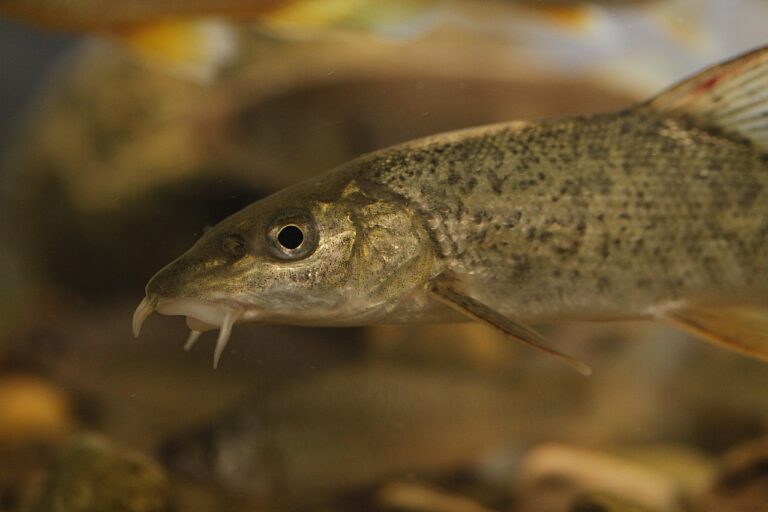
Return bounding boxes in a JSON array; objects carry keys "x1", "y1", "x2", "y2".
[
  {"x1": 221, "y1": 232, "x2": 247, "y2": 258},
  {"x1": 277, "y1": 225, "x2": 304, "y2": 249},
  {"x1": 266, "y1": 210, "x2": 317, "y2": 260}
]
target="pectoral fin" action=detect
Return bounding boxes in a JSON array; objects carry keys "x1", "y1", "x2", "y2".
[
  {"x1": 430, "y1": 278, "x2": 592, "y2": 376},
  {"x1": 663, "y1": 304, "x2": 768, "y2": 362}
]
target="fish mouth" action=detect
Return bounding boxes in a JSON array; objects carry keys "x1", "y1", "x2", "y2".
[{"x1": 132, "y1": 296, "x2": 248, "y2": 369}]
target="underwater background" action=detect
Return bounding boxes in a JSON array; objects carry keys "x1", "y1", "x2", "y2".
[{"x1": 1, "y1": 1, "x2": 768, "y2": 510}]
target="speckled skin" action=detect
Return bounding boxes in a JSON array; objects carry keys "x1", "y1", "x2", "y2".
[
  {"x1": 142, "y1": 100, "x2": 768, "y2": 329},
  {"x1": 353, "y1": 110, "x2": 768, "y2": 322},
  {"x1": 133, "y1": 46, "x2": 768, "y2": 372}
]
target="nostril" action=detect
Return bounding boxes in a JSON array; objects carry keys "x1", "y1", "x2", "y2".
[
  {"x1": 144, "y1": 252, "x2": 197, "y2": 301},
  {"x1": 145, "y1": 267, "x2": 176, "y2": 300},
  {"x1": 221, "y1": 232, "x2": 247, "y2": 258}
]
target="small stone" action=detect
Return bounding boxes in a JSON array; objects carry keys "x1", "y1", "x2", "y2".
[
  {"x1": 0, "y1": 375, "x2": 73, "y2": 448},
  {"x1": 31, "y1": 435, "x2": 170, "y2": 512}
]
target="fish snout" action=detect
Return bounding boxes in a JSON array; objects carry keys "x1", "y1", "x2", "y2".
[
  {"x1": 144, "y1": 257, "x2": 190, "y2": 302},
  {"x1": 132, "y1": 255, "x2": 202, "y2": 338}
]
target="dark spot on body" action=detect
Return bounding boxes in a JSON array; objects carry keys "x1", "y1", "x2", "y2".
[
  {"x1": 636, "y1": 277, "x2": 652, "y2": 288},
  {"x1": 554, "y1": 239, "x2": 582, "y2": 257},
  {"x1": 510, "y1": 254, "x2": 532, "y2": 281},
  {"x1": 599, "y1": 234, "x2": 610, "y2": 259},
  {"x1": 487, "y1": 171, "x2": 508, "y2": 195},
  {"x1": 740, "y1": 183, "x2": 762, "y2": 208}
]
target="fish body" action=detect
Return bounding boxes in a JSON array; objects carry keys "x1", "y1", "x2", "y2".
[
  {"x1": 161, "y1": 364, "x2": 550, "y2": 502},
  {"x1": 135, "y1": 45, "x2": 768, "y2": 369},
  {"x1": 0, "y1": 0, "x2": 433, "y2": 81},
  {"x1": 0, "y1": 0, "x2": 279, "y2": 82},
  {"x1": 0, "y1": 0, "x2": 651, "y2": 32},
  {"x1": 359, "y1": 113, "x2": 768, "y2": 323}
]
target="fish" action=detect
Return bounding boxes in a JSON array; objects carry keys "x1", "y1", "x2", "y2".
[
  {"x1": 0, "y1": 0, "x2": 434, "y2": 81},
  {"x1": 0, "y1": 0, "x2": 283, "y2": 81},
  {"x1": 0, "y1": 0, "x2": 284, "y2": 29},
  {"x1": 159, "y1": 363, "x2": 554, "y2": 504},
  {"x1": 134, "y1": 44, "x2": 768, "y2": 370}
]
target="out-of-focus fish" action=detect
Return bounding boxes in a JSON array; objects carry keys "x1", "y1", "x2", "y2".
[
  {"x1": 4, "y1": 0, "x2": 764, "y2": 88},
  {"x1": 0, "y1": 0, "x2": 283, "y2": 81},
  {"x1": 0, "y1": 0, "x2": 282, "y2": 29},
  {"x1": 0, "y1": 0, "x2": 433, "y2": 80},
  {"x1": 134, "y1": 46, "x2": 768, "y2": 371},
  {"x1": 160, "y1": 364, "x2": 555, "y2": 505}
]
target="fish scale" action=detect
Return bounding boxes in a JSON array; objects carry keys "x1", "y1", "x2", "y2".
[{"x1": 359, "y1": 113, "x2": 768, "y2": 322}]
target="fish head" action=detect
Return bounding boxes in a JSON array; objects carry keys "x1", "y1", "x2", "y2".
[
  {"x1": 160, "y1": 409, "x2": 273, "y2": 498},
  {"x1": 134, "y1": 171, "x2": 437, "y2": 339}
]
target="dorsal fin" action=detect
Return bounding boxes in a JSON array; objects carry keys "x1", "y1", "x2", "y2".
[{"x1": 644, "y1": 45, "x2": 768, "y2": 152}]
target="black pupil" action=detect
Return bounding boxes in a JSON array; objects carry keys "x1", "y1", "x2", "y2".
[{"x1": 277, "y1": 225, "x2": 304, "y2": 250}]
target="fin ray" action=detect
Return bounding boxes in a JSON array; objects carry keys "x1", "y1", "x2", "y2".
[
  {"x1": 663, "y1": 303, "x2": 768, "y2": 362},
  {"x1": 645, "y1": 45, "x2": 768, "y2": 151},
  {"x1": 430, "y1": 277, "x2": 592, "y2": 375}
]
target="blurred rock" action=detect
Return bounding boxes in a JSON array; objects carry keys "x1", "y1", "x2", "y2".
[
  {"x1": 0, "y1": 375, "x2": 74, "y2": 512},
  {"x1": 375, "y1": 481, "x2": 494, "y2": 512},
  {"x1": 31, "y1": 435, "x2": 170, "y2": 512},
  {"x1": 516, "y1": 443, "x2": 715, "y2": 512},
  {"x1": 0, "y1": 374, "x2": 73, "y2": 448}
]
